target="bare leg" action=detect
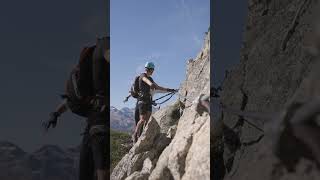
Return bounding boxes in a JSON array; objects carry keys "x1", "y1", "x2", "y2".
[
  {"x1": 142, "y1": 111, "x2": 152, "y2": 129},
  {"x1": 133, "y1": 114, "x2": 147, "y2": 142},
  {"x1": 137, "y1": 112, "x2": 151, "y2": 137}
]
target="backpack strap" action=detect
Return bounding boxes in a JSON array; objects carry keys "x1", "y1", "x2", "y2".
[
  {"x1": 71, "y1": 68, "x2": 82, "y2": 99},
  {"x1": 78, "y1": 46, "x2": 96, "y2": 97}
]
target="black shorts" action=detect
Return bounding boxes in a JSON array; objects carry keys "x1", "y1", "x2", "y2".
[
  {"x1": 79, "y1": 126, "x2": 108, "y2": 180},
  {"x1": 138, "y1": 101, "x2": 152, "y2": 115}
]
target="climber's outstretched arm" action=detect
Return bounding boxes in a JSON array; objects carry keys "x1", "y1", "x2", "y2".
[
  {"x1": 55, "y1": 99, "x2": 69, "y2": 115},
  {"x1": 42, "y1": 99, "x2": 69, "y2": 131}
]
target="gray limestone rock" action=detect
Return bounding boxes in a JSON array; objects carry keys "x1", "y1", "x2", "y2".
[{"x1": 218, "y1": 1, "x2": 320, "y2": 180}]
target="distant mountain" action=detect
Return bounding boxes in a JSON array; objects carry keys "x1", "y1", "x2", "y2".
[
  {"x1": 110, "y1": 106, "x2": 135, "y2": 132},
  {"x1": 0, "y1": 141, "x2": 79, "y2": 180}
]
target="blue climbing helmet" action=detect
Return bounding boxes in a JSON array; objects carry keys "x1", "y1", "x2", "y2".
[{"x1": 145, "y1": 62, "x2": 155, "y2": 69}]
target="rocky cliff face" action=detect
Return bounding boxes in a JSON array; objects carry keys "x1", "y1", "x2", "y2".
[
  {"x1": 111, "y1": 32, "x2": 210, "y2": 180},
  {"x1": 219, "y1": 1, "x2": 320, "y2": 180}
]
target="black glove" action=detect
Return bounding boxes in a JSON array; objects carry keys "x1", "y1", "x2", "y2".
[
  {"x1": 167, "y1": 88, "x2": 177, "y2": 93},
  {"x1": 42, "y1": 112, "x2": 59, "y2": 131}
]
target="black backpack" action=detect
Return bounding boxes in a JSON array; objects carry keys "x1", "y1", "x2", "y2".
[
  {"x1": 63, "y1": 46, "x2": 96, "y2": 117},
  {"x1": 130, "y1": 75, "x2": 141, "y2": 98}
]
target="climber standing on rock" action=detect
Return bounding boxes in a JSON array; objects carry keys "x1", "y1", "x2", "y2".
[
  {"x1": 131, "y1": 62, "x2": 177, "y2": 143},
  {"x1": 43, "y1": 36, "x2": 109, "y2": 180}
]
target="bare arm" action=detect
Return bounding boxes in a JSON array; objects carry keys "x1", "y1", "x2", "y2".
[
  {"x1": 54, "y1": 99, "x2": 69, "y2": 116},
  {"x1": 42, "y1": 99, "x2": 69, "y2": 131},
  {"x1": 151, "y1": 89, "x2": 169, "y2": 95},
  {"x1": 153, "y1": 82, "x2": 169, "y2": 91},
  {"x1": 142, "y1": 77, "x2": 174, "y2": 92},
  {"x1": 142, "y1": 77, "x2": 153, "y2": 86}
]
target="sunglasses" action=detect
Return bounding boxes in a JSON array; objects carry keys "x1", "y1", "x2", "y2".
[{"x1": 147, "y1": 68, "x2": 154, "y2": 71}]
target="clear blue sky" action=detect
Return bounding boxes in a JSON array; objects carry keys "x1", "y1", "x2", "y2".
[{"x1": 111, "y1": 0, "x2": 209, "y2": 109}]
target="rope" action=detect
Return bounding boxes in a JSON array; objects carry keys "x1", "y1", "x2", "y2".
[
  {"x1": 242, "y1": 119, "x2": 264, "y2": 133},
  {"x1": 152, "y1": 92, "x2": 177, "y2": 106},
  {"x1": 153, "y1": 91, "x2": 176, "y2": 102},
  {"x1": 221, "y1": 105, "x2": 265, "y2": 133},
  {"x1": 178, "y1": 93, "x2": 193, "y2": 103}
]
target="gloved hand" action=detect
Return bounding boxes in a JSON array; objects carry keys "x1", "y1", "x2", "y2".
[
  {"x1": 123, "y1": 95, "x2": 131, "y2": 103},
  {"x1": 42, "y1": 112, "x2": 59, "y2": 131},
  {"x1": 167, "y1": 88, "x2": 177, "y2": 93}
]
